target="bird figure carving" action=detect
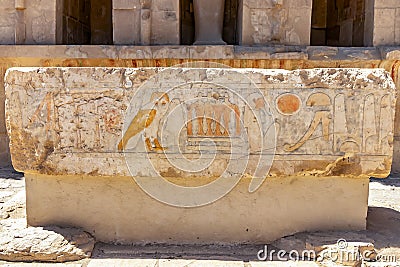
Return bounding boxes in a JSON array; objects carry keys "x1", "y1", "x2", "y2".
[{"x1": 118, "y1": 92, "x2": 170, "y2": 152}]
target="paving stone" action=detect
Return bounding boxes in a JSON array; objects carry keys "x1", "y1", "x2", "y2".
[{"x1": 0, "y1": 224, "x2": 95, "y2": 263}]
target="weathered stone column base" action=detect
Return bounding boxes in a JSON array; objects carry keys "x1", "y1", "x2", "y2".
[{"x1": 25, "y1": 174, "x2": 368, "y2": 244}]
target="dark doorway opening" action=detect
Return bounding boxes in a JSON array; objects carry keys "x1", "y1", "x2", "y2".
[
  {"x1": 311, "y1": 0, "x2": 373, "y2": 46},
  {"x1": 180, "y1": 0, "x2": 239, "y2": 45},
  {"x1": 62, "y1": 0, "x2": 112, "y2": 44}
]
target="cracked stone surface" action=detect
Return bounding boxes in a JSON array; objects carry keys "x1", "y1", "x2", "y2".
[{"x1": 4, "y1": 67, "x2": 397, "y2": 179}]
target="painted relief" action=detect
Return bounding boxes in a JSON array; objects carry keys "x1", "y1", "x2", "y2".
[{"x1": 274, "y1": 89, "x2": 394, "y2": 156}]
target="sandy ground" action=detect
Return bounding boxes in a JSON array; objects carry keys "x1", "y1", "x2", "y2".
[{"x1": 0, "y1": 166, "x2": 399, "y2": 266}]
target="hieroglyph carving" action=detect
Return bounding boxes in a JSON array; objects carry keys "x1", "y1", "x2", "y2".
[{"x1": 5, "y1": 68, "x2": 396, "y2": 180}]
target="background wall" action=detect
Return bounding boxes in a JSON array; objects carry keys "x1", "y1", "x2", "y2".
[
  {"x1": 311, "y1": 0, "x2": 371, "y2": 46},
  {"x1": 373, "y1": 0, "x2": 400, "y2": 46},
  {"x1": 113, "y1": 0, "x2": 180, "y2": 45},
  {"x1": 0, "y1": 0, "x2": 58, "y2": 45}
]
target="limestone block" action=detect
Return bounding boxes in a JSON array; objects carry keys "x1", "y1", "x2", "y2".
[
  {"x1": 25, "y1": 174, "x2": 369, "y2": 244},
  {"x1": 374, "y1": 27, "x2": 395, "y2": 46},
  {"x1": 113, "y1": 0, "x2": 140, "y2": 9},
  {"x1": 150, "y1": 11, "x2": 179, "y2": 45},
  {"x1": 0, "y1": 10, "x2": 16, "y2": 27},
  {"x1": 0, "y1": 0, "x2": 14, "y2": 9},
  {"x1": 0, "y1": 97, "x2": 5, "y2": 134},
  {"x1": 396, "y1": 8, "x2": 400, "y2": 44},
  {"x1": 24, "y1": 0, "x2": 57, "y2": 44},
  {"x1": 286, "y1": 0, "x2": 312, "y2": 8},
  {"x1": 364, "y1": 0, "x2": 375, "y2": 46},
  {"x1": 151, "y1": 46, "x2": 189, "y2": 58},
  {"x1": 240, "y1": 0, "x2": 312, "y2": 45},
  {"x1": 244, "y1": 0, "x2": 282, "y2": 9},
  {"x1": 339, "y1": 19, "x2": 354, "y2": 46},
  {"x1": 152, "y1": 0, "x2": 179, "y2": 12},
  {"x1": 112, "y1": 9, "x2": 141, "y2": 44},
  {"x1": 4, "y1": 67, "x2": 396, "y2": 180},
  {"x1": 189, "y1": 46, "x2": 234, "y2": 59},
  {"x1": 381, "y1": 47, "x2": 400, "y2": 59},
  {"x1": 374, "y1": 8, "x2": 396, "y2": 29},
  {"x1": 241, "y1": 7, "x2": 286, "y2": 45},
  {"x1": 374, "y1": 0, "x2": 400, "y2": 8}
]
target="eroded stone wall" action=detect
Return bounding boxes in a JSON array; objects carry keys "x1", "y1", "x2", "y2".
[
  {"x1": 1, "y1": 0, "x2": 400, "y2": 46},
  {"x1": 0, "y1": 0, "x2": 60, "y2": 45},
  {"x1": 0, "y1": 66, "x2": 9, "y2": 167},
  {"x1": 311, "y1": 0, "x2": 370, "y2": 46},
  {"x1": 62, "y1": 0, "x2": 91, "y2": 44},
  {"x1": 5, "y1": 66, "x2": 393, "y2": 243},
  {"x1": 240, "y1": 0, "x2": 312, "y2": 46},
  {"x1": 113, "y1": 0, "x2": 180, "y2": 45}
]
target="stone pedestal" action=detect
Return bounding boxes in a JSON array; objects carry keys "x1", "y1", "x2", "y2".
[
  {"x1": 26, "y1": 174, "x2": 368, "y2": 243},
  {"x1": 5, "y1": 67, "x2": 396, "y2": 243}
]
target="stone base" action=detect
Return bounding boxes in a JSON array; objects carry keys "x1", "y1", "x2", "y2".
[{"x1": 25, "y1": 174, "x2": 369, "y2": 244}]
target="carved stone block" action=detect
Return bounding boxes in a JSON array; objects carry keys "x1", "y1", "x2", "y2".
[
  {"x1": 5, "y1": 67, "x2": 396, "y2": 243},
  {"x1": 5, "y1": 67, "x2": 396, "y2": 179}
]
